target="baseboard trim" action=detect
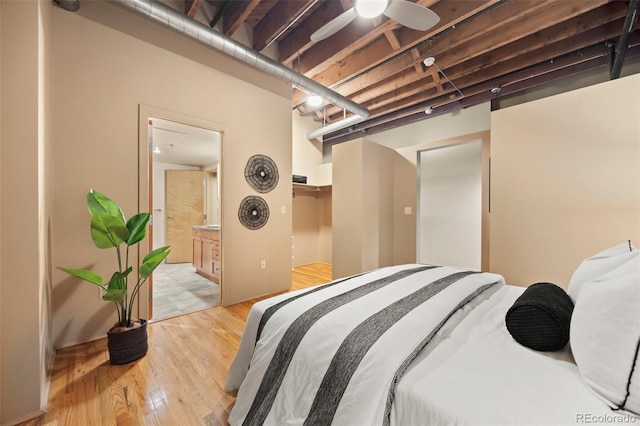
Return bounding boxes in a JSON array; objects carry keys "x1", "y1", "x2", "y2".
[{"x1": 2, "y1": 410, "x2": 46, "y2": 426}]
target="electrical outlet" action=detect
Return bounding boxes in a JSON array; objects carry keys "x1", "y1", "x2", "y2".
[
  {"x1": 261, "y1": 260, "x2": 266, "y2": 269},
  {"x1": 281, "y1": 205, "x2": 286, "y2": 214}
]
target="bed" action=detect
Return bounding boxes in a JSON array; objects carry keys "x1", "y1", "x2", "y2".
[{"x1": 225, "y1": 243, "x2": 640, "y2": 425}]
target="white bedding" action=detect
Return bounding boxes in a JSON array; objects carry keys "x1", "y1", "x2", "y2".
[
  {"x1": 392, "y1": 285, "x2": 619, "y2": 425},
  {"x1": 225, "y1": 264, "x2": 625, "y2": 426}
]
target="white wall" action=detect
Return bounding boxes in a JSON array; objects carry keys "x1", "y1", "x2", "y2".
[
  {"x1": 419, "y1": 141, "x2": 482, "y2": 270},
  {"x1": 490, "y1": 73, "x2": 640, "y2": 287}
]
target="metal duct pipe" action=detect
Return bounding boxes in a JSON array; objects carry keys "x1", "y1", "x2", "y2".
[
  {"x1": 54, "y1": 0, "x2": 80, "y2": 12},
  {"x1": 82, "y1": 0, "x2": 370, "y2": 140}
]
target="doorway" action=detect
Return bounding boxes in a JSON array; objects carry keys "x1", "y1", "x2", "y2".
[
  {"x1": 146, "y1": 115, "x2": 222, "y2": 321},
  {"x1": 418, "y1": 139, "x2": 487, "y2": 270}
]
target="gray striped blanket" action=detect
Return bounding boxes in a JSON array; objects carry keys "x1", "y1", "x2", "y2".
[{"x1": 226, "y1": 264, "x2": 504, "y2": 425}]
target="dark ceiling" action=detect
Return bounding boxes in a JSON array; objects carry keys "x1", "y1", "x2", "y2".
[{"x1": 178, "y1": 0, "x2": 639, "y2": 143}]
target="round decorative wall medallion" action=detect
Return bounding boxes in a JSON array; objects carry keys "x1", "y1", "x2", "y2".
[
  {"x1": 238, "y1": 196, "x2": 270, "y2": 230},
  {"x1": 244, "y1": 154, "x2": 279, "y2": 193}
]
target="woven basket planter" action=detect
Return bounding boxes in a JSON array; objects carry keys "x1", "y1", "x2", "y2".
[{"x1": 107, "y1": 319, "x2": 148, "y2": 365}]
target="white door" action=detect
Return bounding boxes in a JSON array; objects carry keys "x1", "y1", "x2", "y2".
[{"x1": 418, "y1": 141, "x2": 483, "y2": 270}]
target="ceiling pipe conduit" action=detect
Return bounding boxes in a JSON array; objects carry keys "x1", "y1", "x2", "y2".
[{"x1": 55, "y1": 0, "x2": 369, "y2": 140}]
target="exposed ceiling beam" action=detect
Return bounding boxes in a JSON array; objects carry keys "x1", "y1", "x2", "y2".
[
  {"x1": 324, "y1": 43, "x2": 640, "y2": 145},
  {"x1": 291, "y1": 0, "x2": 515, "y2": 107},
  {"x1": 278, "y1": 0, "x2": 349, "y2": 64},
  {"x1": 185, "y1": 0, "x2": 203, "y2": 18},
  {"x1": 252, "y1": 0, "x2": 318, "y2": 52},
  {"x1": 315, "y1": 0, "x2": 615, "y2": 123},
  {"x1": 223, "y1": 0, "x2": 260, "y2": 36},
  {"x1": 338, "y1": 16, "x2": 632, "y2": 123}
]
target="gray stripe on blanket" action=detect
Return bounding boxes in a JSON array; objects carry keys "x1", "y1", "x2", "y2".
[
  {"x1": 382, "y1": 280, "x2": 501, "y2": 426},
  {"x1": 303, "y1": 270, "x2": 477, "y2": 425},
  {"x1": 242, "y1": 265, "x2": 435, "y2": 426},
  {"x1": 256, "y1": 272, "x2": 367, "y2": 344}
]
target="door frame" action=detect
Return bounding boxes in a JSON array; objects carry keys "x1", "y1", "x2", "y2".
[{"x1": 138, "y1": 104, "x2": 226, "y2": 320}]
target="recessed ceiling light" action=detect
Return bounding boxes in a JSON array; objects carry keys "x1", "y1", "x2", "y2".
[
  {"x1": 306, "y1": 95, "x2": 323, "y2": 107},
  {"x1": 424, "y1": 106, "x2": 433, "y2": 114},
  {"x1": 491, "y1": 86, "x2": 501, "y2": 94}
]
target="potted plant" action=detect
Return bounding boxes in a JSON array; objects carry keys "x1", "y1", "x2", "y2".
[{"x1": 58, "y1": 189, "x2": 170, "y2": 364}]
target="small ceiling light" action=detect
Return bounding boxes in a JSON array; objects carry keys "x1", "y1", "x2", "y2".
[
  {"x1": 306, "y1": 94, "x2": 323, "y2": 107},
  {"x1": 355, "y1": 0, "x2": 388, "y2": 19},
  {"x1": 490, "y1": 86, "x2": 501, "y2": 94},
  {"x1": 424, "y1": 106, "x2": 433, "y2": 114},
  {"x1": 423, "y1": 56, "x2": 436, "y2": 67}
]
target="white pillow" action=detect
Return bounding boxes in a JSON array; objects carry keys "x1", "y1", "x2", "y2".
[
  {"x1": 570, "y1": 253, "x2": 640, "y2": 416},
  {"x1": 568, "y1": 241, "x2": 636, "y2": 301}
]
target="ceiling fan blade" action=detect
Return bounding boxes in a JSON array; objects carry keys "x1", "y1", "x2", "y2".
[
  {"x1": 384, "y1": 0, "x2": 440, "y2": 31},
  {"x1": 310, "y1": 7, "x2": 357, "y2": 43}
]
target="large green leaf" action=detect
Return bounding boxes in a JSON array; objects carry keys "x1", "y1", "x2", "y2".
[
  {"x1": 102, "y1": 288, "x2": 127, "y2": 302},
  {"x1": 87, "y1": 189, "x2": 129, "y2": 249},
  {"x1": 57, "y1": 267, "x2": 103, "y2": 286},
  {"x1": 139, "y1": 246, "x2": 171, "y2": 278},
  {"x1": 107, "y1": 269, "x2": 133, "y2": 291},
  {"x1": 126, "y1": 213, "x2": 149, "y2": 247}
]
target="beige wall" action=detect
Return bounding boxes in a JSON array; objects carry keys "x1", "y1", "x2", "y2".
[
  {"x1": 50, "y1": 1, "x2": 292, "y2": 351},
  {"x1": 332, "y1": 139, "x2": 397, "y2": 278},
  {"x1": 1, "y1": 1, "x2": 55, "y2": 423},
  {"x1": 490, "y1": 73, "x2": 640, "y2": 288},
  {"x1": 392, "y1": 154, "x2": 418, "y2": 265},
  {"x1": 291, "y1": 114, "x2": 333, "y2": 266},
  {"x1": 292, "y1": 188, "x2": 332, "y2": 266}
]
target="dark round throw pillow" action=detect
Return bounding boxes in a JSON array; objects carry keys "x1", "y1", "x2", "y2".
[{"x1": 505, "y1": 282, "x2": 574, "y2": 352}]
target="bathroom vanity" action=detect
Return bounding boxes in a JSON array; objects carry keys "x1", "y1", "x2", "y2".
[{"x1": 192, "y1": 225, "x2": 220, "y2": 283}]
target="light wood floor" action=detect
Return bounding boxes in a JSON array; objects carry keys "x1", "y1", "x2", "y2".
[{"x1": 20, "y1": 263, "x2": 332, "y2": 426}]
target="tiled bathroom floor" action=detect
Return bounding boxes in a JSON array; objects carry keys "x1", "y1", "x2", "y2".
[{"x1": 151, "y1": 262, "x2": 219, "y2": 322}]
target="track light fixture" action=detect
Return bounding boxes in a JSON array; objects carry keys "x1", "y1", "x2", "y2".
[{"x1": 422, "y1": 56, "x2": 465, "y2": 114}]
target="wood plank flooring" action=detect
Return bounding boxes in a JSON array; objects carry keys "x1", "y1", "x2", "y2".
[{"x1": 20, "y1": 263, "x2": 332, "y2": 426}]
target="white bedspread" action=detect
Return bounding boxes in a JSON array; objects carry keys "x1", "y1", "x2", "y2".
[
  {"x1": 225, "y1": 264, "x2": 624, "y2": 426},
  {"x1": 392, "y1": 285, "x2": 623, "y2": 426}
]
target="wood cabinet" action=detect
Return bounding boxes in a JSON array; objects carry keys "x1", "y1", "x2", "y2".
[{"x1": 192, "y1": 227, "x2": 220, "y2": 283}]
